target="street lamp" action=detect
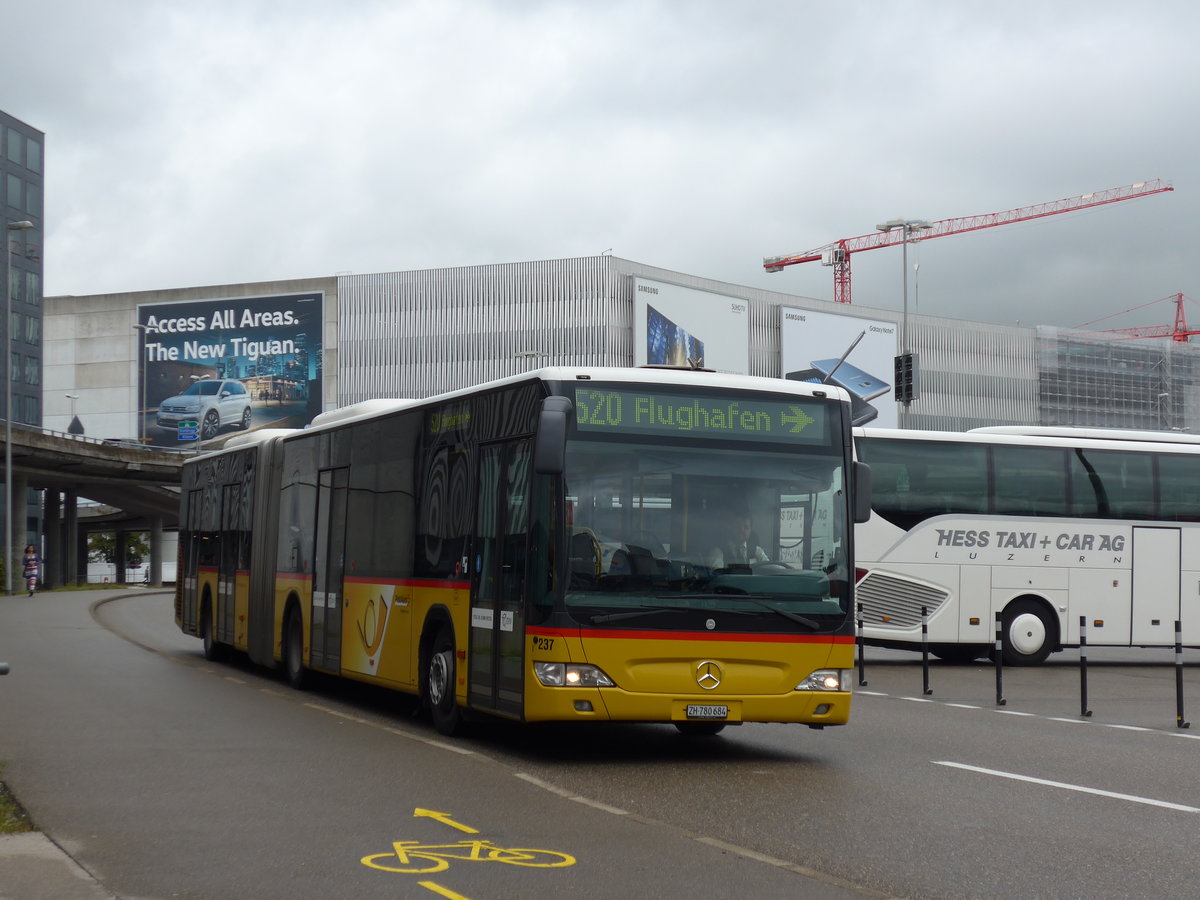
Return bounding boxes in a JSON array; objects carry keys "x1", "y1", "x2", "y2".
[
  {"x1": 4, "y1": 220, "x2": 34, "y2": 595},
  {"x1": 65, "y1": 393, "x2": 79, "y2": 429},
  {"x1": 876, "y1": 218, "x2": 931, "y2": 355},
  {"x1": 876, "y1": 218, "x2": 930, "y2": 418}
]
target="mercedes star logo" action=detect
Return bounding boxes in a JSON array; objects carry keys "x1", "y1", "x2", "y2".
[{"x1": 695, "y1": 660, "x2": 722, "y2": 690}]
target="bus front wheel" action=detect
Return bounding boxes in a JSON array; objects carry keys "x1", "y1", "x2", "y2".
[
  {"x1": 1002, "y1": 600, "x2": 1055, "y2": 666},
  {"x1": 426, "y1": 627, "x2": 463, "y2": 736}
]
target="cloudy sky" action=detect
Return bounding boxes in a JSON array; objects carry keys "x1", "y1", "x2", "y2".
[{"x1": 5, "y1": 0, "x2": 1199, "y2": 331}]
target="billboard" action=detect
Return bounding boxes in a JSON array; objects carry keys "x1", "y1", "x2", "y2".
[
  {"x1": 779, "y1": 307, "x2": 899, "y2": 428},
  {"x1": 633, "y1": 279, "x2": 749, "y2": 375},
  {"x1": 136, "y1": 292, "x2": 323, "y2": 447}
]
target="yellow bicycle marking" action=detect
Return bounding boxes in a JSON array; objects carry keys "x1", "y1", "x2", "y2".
[{"x1": 361, "y1": 839, "x2": 576, "y2": 874}]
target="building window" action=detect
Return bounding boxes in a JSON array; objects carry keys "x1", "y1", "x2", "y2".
[
  {"x1": 22, "y1": 395, "x2": 38, "y2": 426},
  {"x1": 25, "y1": 272, "x2": 39, "y2": 306},
  {"x1": 24, "y1": 315, "x2": 38, "y2": 344},
  {"x1": 5, "y1": 173, "x2": 19, "y2": 210},
  {"x1": 10, "y1": 352, "x2": 20, "y2": 384},
  {"x1": 25, "y1": 138, "x2": 40, "y2": 174},
  {"x1": 23, "y1": 355, "x2": 38, "y2": 386},
  {"x1": 7, "y1": 266, "x2": 18, "y2": 302},
  {"x1": 24, "y1": 183, "x2": 40, "y2": 217},
  {"x1": 5, "y1": 129, "x2": 21, "y2": 166}
]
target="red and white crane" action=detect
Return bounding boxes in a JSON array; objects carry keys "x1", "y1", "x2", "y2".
[
  {"x1": 1075, "y1": 292, "x2": 1200, "y2": 343},
  {"x1": 763, "y1": 179, "x2": 1174, "y2": 305}
]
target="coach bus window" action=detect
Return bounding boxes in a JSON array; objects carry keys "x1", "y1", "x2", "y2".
[
  {"x1": 1069, "y1": 448, "x2": 1154, "y2": 520},
  {"x1": 856, "y1": 438, "x2": 986, "y2": 529},
  {"x1": 1158, "y1": 453, "x2": 1200, "y2": 522},
  {"x1": 992, "y1": 445, "x2": 1067, "y2": 517}
]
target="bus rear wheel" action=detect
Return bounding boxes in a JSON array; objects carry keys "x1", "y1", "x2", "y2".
[
  {"x1": 284, "y1": 608, "x2": 308, "y2": 690},
  {"x1": 1002, "y1": 600, "x2": 1055, "y2": 666},
  {"x1": 200, "y1": 598, "x2": 223, "y2": 661},
  {"x1": 426, "y1": 627, "x2": 463, "y2": 736}
]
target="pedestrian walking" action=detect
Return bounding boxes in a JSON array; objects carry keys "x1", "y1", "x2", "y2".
[{"x1": 22, "y1": 545, "x2": 39, "y2": 596}]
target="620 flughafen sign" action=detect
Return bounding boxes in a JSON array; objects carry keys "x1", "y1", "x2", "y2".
[{"x1": 136, "y1": 292, "x2": 323, "y2": 447}]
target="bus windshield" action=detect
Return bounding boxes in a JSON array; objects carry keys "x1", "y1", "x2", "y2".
[{"x1": 562, "y1": 434, "x2": 849, "y2": 632}]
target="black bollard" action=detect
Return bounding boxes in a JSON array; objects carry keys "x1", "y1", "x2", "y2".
[
  {"x1": 1079, "y1": 616, "x2": 1092, "y2": 718},
  {"x1": 994, "y1": 612, "x2": 1006, "y2": 706},
  {"x1": 856, "y1": 602, "x2": 867, "y2": 686},
  {"x1": 1176, "y1": 620, "x2": 1190, "y2": 730},
  {"x1": 921, "y1": 606, "x2": 932, "y2": 695}
]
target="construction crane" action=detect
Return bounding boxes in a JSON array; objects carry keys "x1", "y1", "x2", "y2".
[
  {"x1": 763, "y1": 179, "x2": 1174, "y2": 305},
  {"x1": 1075, "y1": 293, "x2": 1200, "y2": 342}
]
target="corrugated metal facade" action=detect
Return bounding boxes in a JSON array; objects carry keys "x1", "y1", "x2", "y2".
[{"x1": 336, "y1": 255, "x2": 1200, "y2": 433}]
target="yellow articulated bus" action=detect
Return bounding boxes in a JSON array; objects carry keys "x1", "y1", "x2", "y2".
[{"x1": 176, "y1": 367, "x2": 871, "y2": 736}]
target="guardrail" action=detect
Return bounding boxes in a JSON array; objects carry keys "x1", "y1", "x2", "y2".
[{"x1": 0, "y1": 419, "x2": 196, "y2": 454}]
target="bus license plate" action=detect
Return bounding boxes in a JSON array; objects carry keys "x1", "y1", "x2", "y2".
[{"x1": 686, "y1": 704, "x2": 728, "y2": 720}]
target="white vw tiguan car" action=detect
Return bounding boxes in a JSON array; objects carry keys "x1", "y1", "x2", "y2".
[{"x1": 157, "y1": 379, "x2": 252, "y2": 440}]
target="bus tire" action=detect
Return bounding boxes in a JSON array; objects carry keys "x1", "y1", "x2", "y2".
[
  {"x1": 284, "y1": 607, "x2": 308, "y2": 690},
  {"x1": 426, "y1": 626, "x2": 463, "y2": 736},
  {"x1": 200, "y1": 596, "x2": 223, "y2": 662},
  {"x1": 1001, "y1": 599, "x2": 1056, "y2": 666}
]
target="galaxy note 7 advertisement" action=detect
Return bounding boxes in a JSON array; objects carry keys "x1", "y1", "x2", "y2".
[
  {"x1": 779, "y1": 307, "x2": 899, "y2": 428},
  {"x1": 135, "y1": 292, "x2": 323, "y2": 447},
  {"x1": 633, "y1": 279, "x2": 749, "y2": 375}
]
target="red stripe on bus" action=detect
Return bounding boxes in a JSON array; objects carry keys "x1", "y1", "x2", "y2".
[
  {"x1": 341, "y1": 576, "x2": 470, "y2": 590},
  {"x1": 526, "y1": 626, "x2": 854, "y2": 644}
]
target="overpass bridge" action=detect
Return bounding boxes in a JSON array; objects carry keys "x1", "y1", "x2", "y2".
[{"x1": 1, "y1": 425, "x2": 188, "y2": 590}]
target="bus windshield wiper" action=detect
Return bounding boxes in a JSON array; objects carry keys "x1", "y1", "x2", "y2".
[
  {"x1": 668, "y1": 593, "x2": 822, "y2": 629},
  {"x1": 589, "y1": 605, "x2": 693, "y2": 624},
  {"x1": 589, "y1": 602, "x2": 760, "y2": 623},
  {"x1": 740, "y1": 596, "x2": 821, "y2": 629}
]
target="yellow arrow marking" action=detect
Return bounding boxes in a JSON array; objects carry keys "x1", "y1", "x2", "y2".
[{"x1": 413, "y1": 809, "x2": 479, "y2": 834}]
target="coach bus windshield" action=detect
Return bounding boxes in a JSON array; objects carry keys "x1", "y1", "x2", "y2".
[{"x1": 560, "y1": 385, "x2": 850, "y2": 633}]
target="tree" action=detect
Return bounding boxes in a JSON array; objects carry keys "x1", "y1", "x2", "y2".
[{"x1": 87, "y1": 532, "x2": 149, "y2": 569}]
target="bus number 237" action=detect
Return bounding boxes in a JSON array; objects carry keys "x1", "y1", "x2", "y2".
[{"x1": 532, "y1": 637, "x2": 555, "y2": 651}]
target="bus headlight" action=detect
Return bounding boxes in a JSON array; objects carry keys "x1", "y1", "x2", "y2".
[
  {"x1": 796, "y1": 670, "x2": 848, "y2": 691},
  {"x1": 534, "y1": 662, "x2": 615, "y2": 688}
]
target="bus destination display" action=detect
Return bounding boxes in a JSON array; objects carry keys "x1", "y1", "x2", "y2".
[{"x1": 573, "y1": 387, "x2": 830, "y2": 444}]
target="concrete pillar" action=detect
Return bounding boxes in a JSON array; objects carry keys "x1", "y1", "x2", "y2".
[
  {"x1": 64, "y1": 491, "x2": 79, "y2": 585},
  {"x1": 115, "y1": 531, "x2": 127, "y2": 584},
  {"x1": 149, "y1": 517, "x2": 163, "y2": 587},
  {"x1": 42, "y1": 490, "x2": 60, "y2": 590}
]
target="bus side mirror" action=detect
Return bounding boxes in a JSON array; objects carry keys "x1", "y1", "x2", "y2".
[
  {"x1": 534, "y1": 396, "x2": 573, "y2": 475},
  {"x1": 853, "y1": 461, "x2": 872, "y2": 523}
]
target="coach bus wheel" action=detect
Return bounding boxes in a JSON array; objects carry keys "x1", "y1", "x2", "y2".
[
  {"x1": 1001, "y1": 600, "x2": 1055, "y2": 666},
  {"x1": 427, "y1": 627, "x2": 463, "y2": 736},
  {"x1": 674, "y1": 723, "x2": 726, "y2": 736},
  {"x1": 284, "y1": 609, "x2": 308, "y2": 690}
]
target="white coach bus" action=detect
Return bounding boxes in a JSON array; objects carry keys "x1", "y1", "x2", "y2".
[{"x1": 853, "y1": 425, "x2": 1200, "y2": 664}]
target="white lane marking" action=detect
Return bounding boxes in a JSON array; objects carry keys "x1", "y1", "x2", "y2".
[{"x1": 933, "y1": 761, "x2": 1200, "y2": 814}]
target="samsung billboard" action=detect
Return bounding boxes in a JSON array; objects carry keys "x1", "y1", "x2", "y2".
[{"x1": 135, "y1": 292, "x2": 323, "y2": 447}]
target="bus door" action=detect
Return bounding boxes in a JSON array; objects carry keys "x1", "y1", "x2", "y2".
[
  {"x1": 1131, "y1": 526, "x2": 1181, "y2": 645},
  {"x1": 311, "y1": 467, "x2": 350, "y2": 672},
  {"x1": 469, "y1": 440, "x2": 531, "y2": 719},
  {"x1": 217, "y1": 483, "x2": 239, "y2": 645},
  {"x1": 181, "y1": 488, "x2": 203, "y2": 634}
]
